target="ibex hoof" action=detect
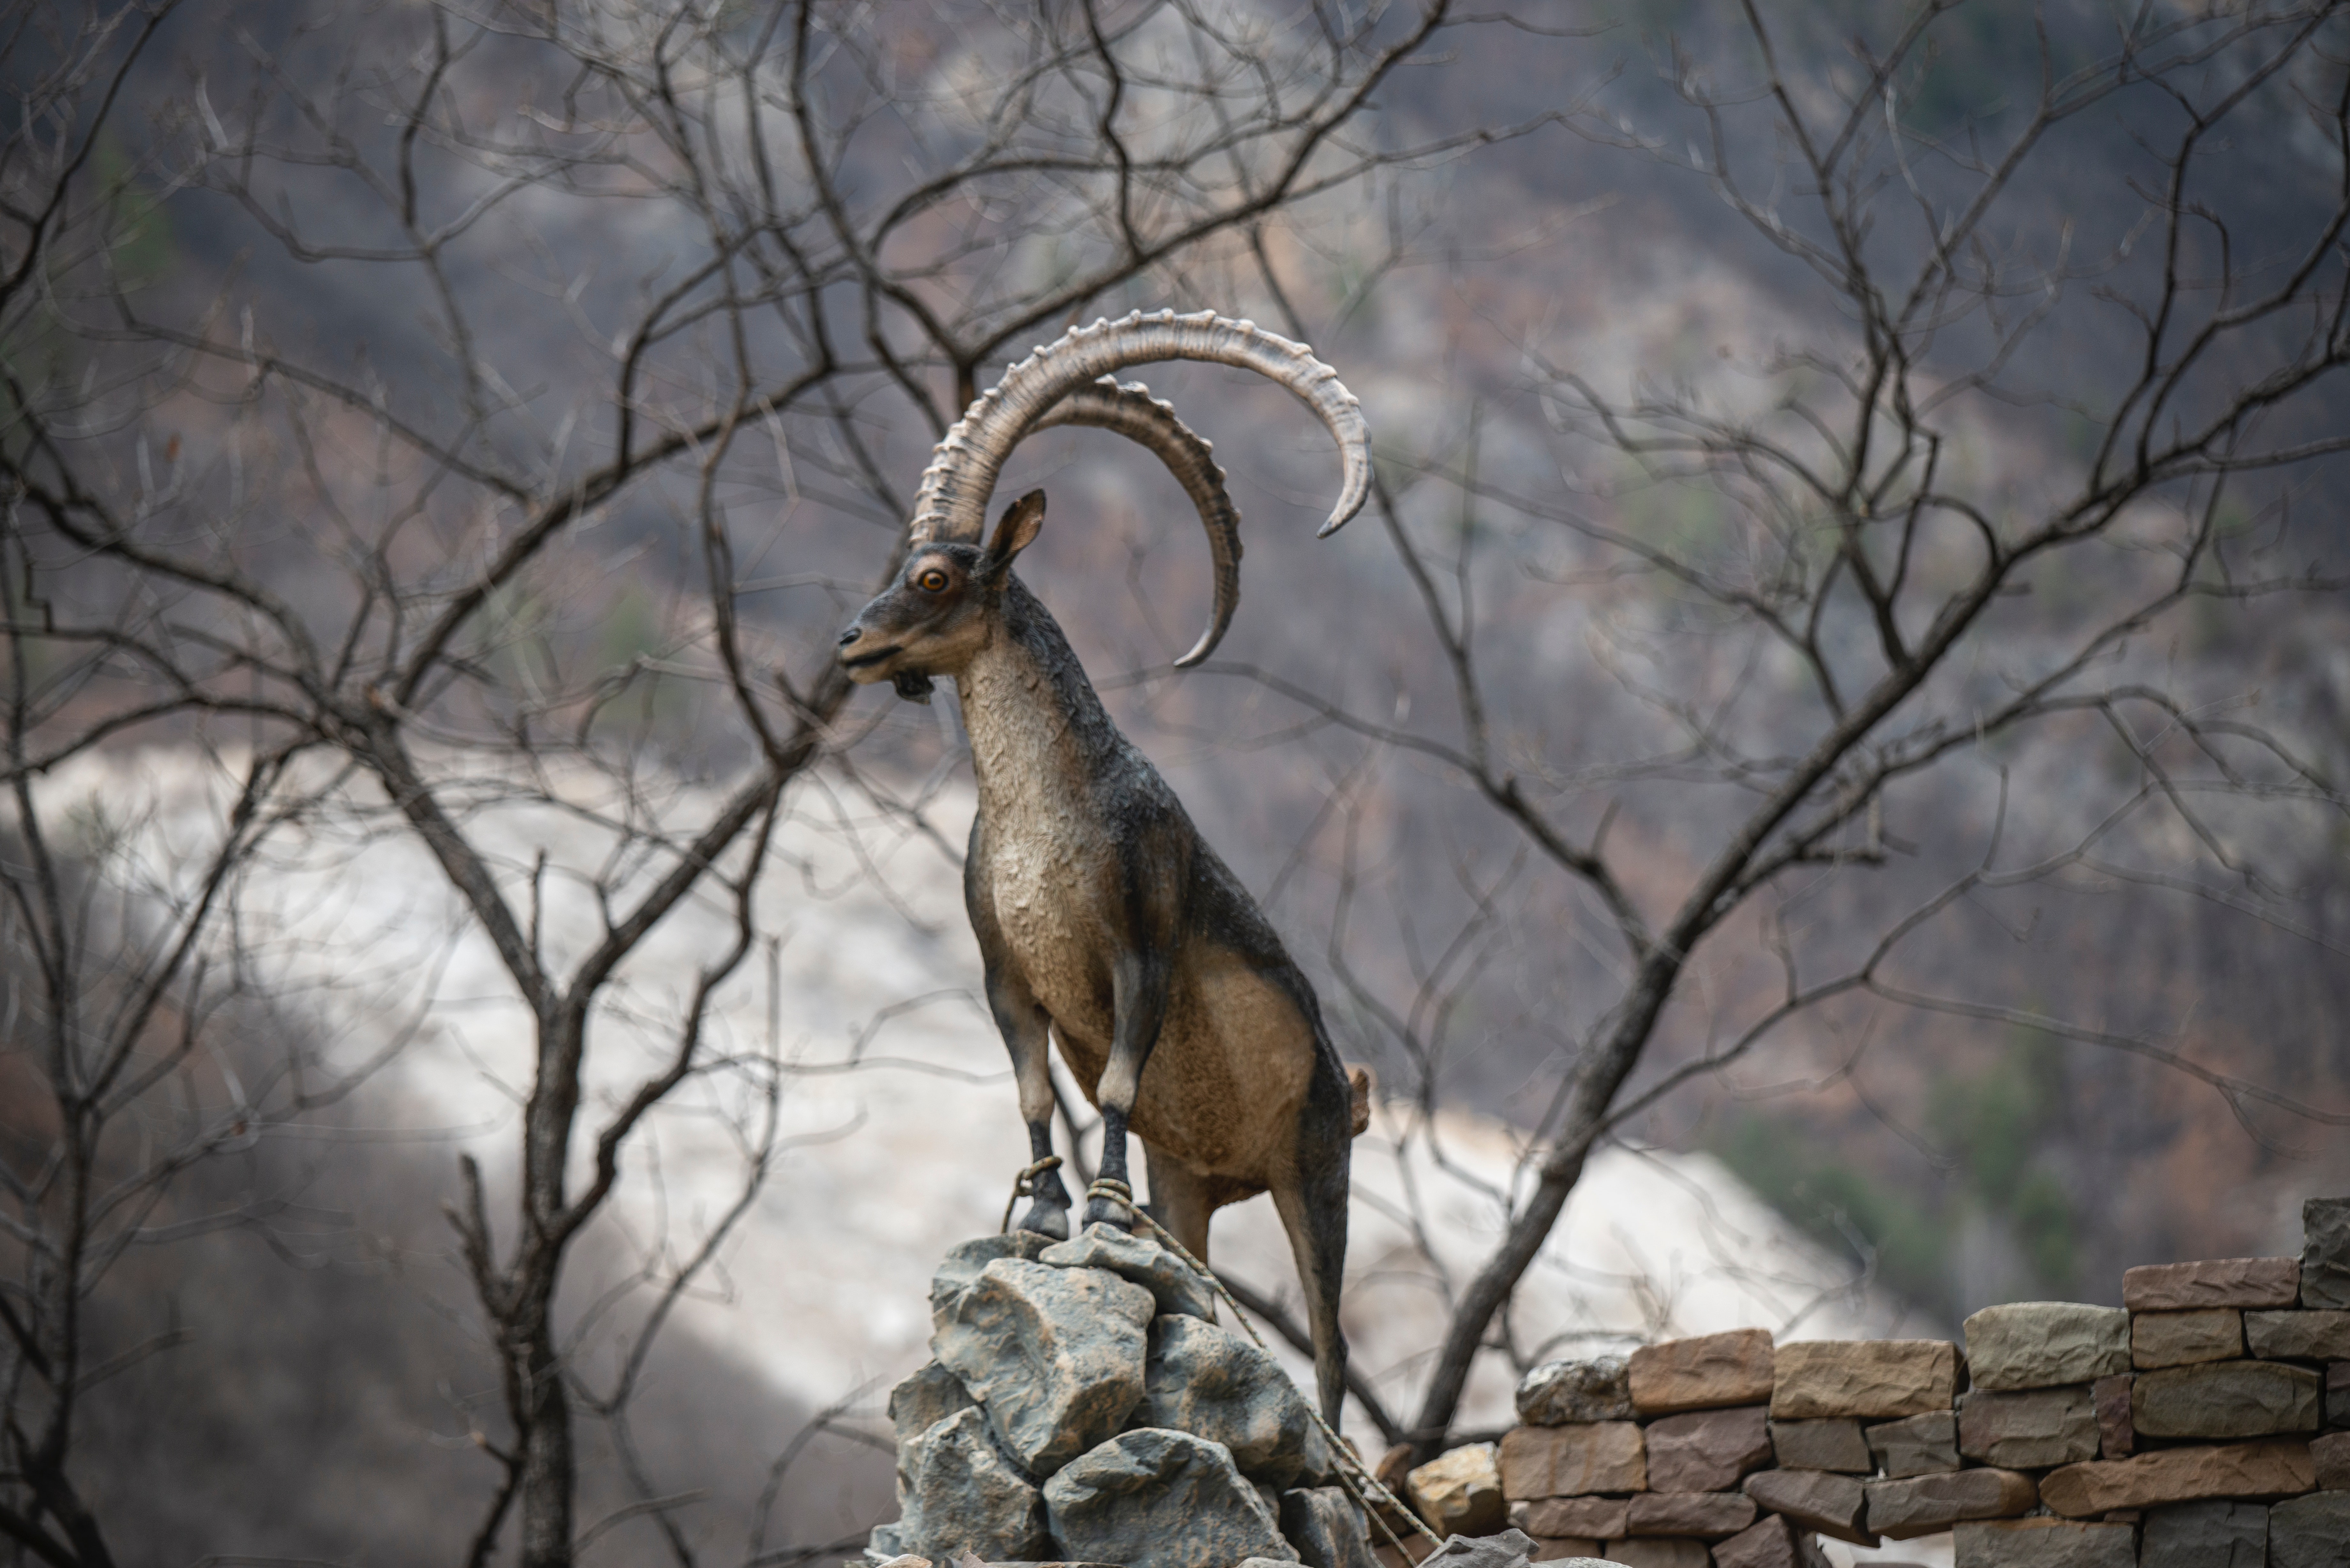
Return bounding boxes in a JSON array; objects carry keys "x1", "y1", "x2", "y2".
[
  {"x1": 1080, "y1": 1196, "x2": 1134, "y2": 1233},
  {"x1": 1017, "y1": 1203, "x2": 1072, "y2": 1241}
]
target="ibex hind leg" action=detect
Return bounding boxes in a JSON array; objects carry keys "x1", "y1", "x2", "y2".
[
  {"x1": 988, "y1": 976, "x2": 1071, "y2": 1239},
  {"x1": 1271, "y1": 1093, "x2": 1354, "y2": 1428},
  {"x1": 1139, "y1": 1142, "x2": 1215, "y2": 1262}
]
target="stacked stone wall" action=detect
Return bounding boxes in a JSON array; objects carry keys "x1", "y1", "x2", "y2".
[{"x1": 1446, "y1": 1197, "x2": 2350, "y2": 1568}]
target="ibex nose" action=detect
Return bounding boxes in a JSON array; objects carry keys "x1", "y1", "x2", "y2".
[{"x1": 836, "y1": 625, "x2": 862, "y2": 648}]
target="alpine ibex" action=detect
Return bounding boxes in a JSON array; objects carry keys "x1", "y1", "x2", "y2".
[{"x1": 835, "y1": 310, "x2": 1371, "y2": 1422}]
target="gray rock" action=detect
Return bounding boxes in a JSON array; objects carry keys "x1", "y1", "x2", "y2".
[
  {"x1": 862, "y1": 1522, "x2": 908, "y2": 1567},
  {"x1": 2140, "y1": 1500, "x2": 2267, "y2": 1568},
  {"x1": 1043, "y1": 1223, "x2": 1217, "y2": 1321},
  {"x1": 1865, "y1": 1411, "x2": 1960, "y2": 1477},
  {"x1": 1962, "y1": 1302, "x2": 2130, "y2": 1390},
  {"x1": 1957, "y1": 1385, "x2": 2100, "y2": 1468},
  {"x1": 890, "y1": 1361, "x2": 977, "y2": 1450},
  {"x1": 930, "y1": 1231, "x2": 1057, "y2": 1324},
  {"x1": 1515, "y1": 1357, "x2": 1634, "y2": 1425},
  {"x1": 2305, "y1": 1199, "x2": 2350, "y2": 1310},
  {"x1": 1281, "y1": 1486, "x2": 1379, "y2": 1568},
  {"x1": 1424, "y1": 1527, "x2": 1537, "y2": 1568},
  {"x1": 893, "y1": 1406, "x2": 1051, "y2": 1561},
  {"x1": 1768, "y1": 1418, "x2": 1871, "y2": 1473},
  {"x1": 2269, "y1": 1490, "x2": 2350, "y2": 1568},
  {"x1": 1044, "y1": 1428, "x2": 1295, "y2": 1568},
  {"x1": 2134, "y1": 1359, "x2": 2322, "y2": 1439},
  {"x1": 2254, "y1": 1310, "x2": 2350, "y2": 1361},
  {"x1": 1951, "y1": 1519, "x2": 2133, "y2": 1567},
  {"x1": 1133, "y1": 1314, "x2": 1330, "y2": 1486},
  {"x1": 933, "y1": 1258, "x2": 1154, "y2": 1473}
]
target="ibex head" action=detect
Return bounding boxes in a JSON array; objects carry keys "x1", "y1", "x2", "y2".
[{"x1": 837, "y1": 309, "x2": 1369, "y2": 700}]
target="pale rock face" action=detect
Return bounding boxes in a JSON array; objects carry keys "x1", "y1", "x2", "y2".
[
  {"x1": 1043, "y1": 1428, "x2": 1296, "y2": 1568},
  {"x1": 1405, "y1": 1442, "x2": 1506, "y2": 1537},
  {"x1": 1514, "y1": 1357, "x2": 1634, "y2": 1426},
  {"x1": 1962, "y1": 1302, "x2": 2130, "y2": 1390},
  {"x1": 930, "y1": 1256, "x2": 1153, "y2": 1472}
]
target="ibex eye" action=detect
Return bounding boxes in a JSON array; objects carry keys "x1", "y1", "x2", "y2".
[{"x1": 917, "y1": 569, "x2": 950, "y2": 592}]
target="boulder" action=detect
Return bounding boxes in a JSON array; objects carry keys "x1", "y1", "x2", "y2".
[
  {"x1": 1951, "y1": 1519, "x2": 2134, "y2": 1568},
  {"x1": 2304, "y1": 1199, "x2": 2350, "y2": 1310},
  {"x1": 1711, "y1": 1515, "x2": 1829, "y2": 1568},
  {"x1": 2139, "y1": 1499, "x2": 2268, "y2": 1568},
  {"x1": 1628, "y1": 1330, "x2": 1773, "y2": 1414},
  {"x1": 929, "y1": 1231, "x2": 1056, "y2": 1323},
  {"x1": 2252, "y1": 1310, "x2": 2350, "y2": 1361},
  {"x1": 2123, "y1": 1257, "x2": 2300, "y2": 1311},
  {"x1": 1043, "y1": 1428, "x2": 1294, "y2": 1568},
  {"x1": 932, "y1": 1257, "x2": 1154, "y2": 1473},
  {"x1": 2134, "y1": 1359, "x2": 2321, "y2": 1439},
  {"x1": 1408, "y1": 1444, "x2": 1507, "y2": 1538},
  {"x1": 1770, "y1": 1340, "x2": 1957, "y2": 1420},
  {"x1": 1643, "y1": 1405, "x2": 1771, "y2": 1492},
  {"x1": 2092, "y1": 1374, "x2": 2134, "y2": 1458},
  {"x1": 1281, "y1": 1486, "x2": 1380, "y2": 1568},
  {"x1": 1742, "y1": 1468, "x2": 1872, "y2": 1546},
  {"x1": 892, "y1": 1406, "x2": 1051, "y2": 1561},
  {"x1": 1043, "y1": 1224, "x2": 1217, "y2": 1321},
  {"x1": 1962, "y1": 1303, "x2": 2128, "y2": 1390},
  {"x1": 2038, "y1": 1437, "x2": 2316, "y2": 1516},
  {"x1": 2269, "y1": 1490, "x2": 2350, "y2": 1568},
  {"x1": 1497, "y1": 1423, "x2": 1644, "y2": 1499},
  {"x1": 2133, "y1": 1308, "x2": 2243, "y2": 1368},
  {"x1": 1863, "y1": 1467, "x2": 2036, "y2": 1539},
  {"x1": 1864, "y1": 1411, "x2": 1960, "y2": 1477},
  {"x1": 1622, "y1": 1491, "x2": 1756, "y2": 1539},
  {"x1": 1767, "y1": 1418, "x2": 1870, "y2": 1474},
  {"x1": 1956, "y1": 1385, "x2": 2100, "y2": 1469},
  {"x1": 1135, "y1": 1314, "x2": 1328, "y2": 1485},
  {"x1": 1511, "y1": 1497, "x2": 1625, "y2": 1540},
  {"x1": 889, "y1": 1361, "x2": 976, "y2": 1449},
  {"x1": 1516, "y1": 1357, "x2": 1634, "y2": 1426}
]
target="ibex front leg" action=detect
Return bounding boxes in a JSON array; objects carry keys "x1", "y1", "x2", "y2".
[{"x1": 1086, "y1": 946, "x2": 1173, "y2": 1231}]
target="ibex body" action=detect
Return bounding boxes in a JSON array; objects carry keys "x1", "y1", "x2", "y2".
[{"x1": 838, "y1": 311, "x2": 1370, "y2": 1423}]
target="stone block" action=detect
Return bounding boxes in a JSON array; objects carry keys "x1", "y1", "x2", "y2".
[
  {"x1": 1743, "y1": 1468, "x2": 1872, "y2": 1545},
  {"x1": 1770, "y1": 1340, "x2": 1959, "y2": 1420},
  {"x1": 1519, "y1": 1357, "x2": 1636, "y2": 1426},
  {"x1": 893, "y1": 1406, "x2": 1052, "y2": 1560},
  {"x1": 1711, "y1": 1515, "x2": 1830, "y2": 1568},
  {"x1": 1865, "y1": 1467, "x2": 2035, "y2": 1539},
  {"x1": 2333, "y1": 1362, "x2": 2350, "y2": 1428},
  {"x1": 1767, "y1": 1419, "x2": 1870, "y2": 1473},
  {"x1": 1645, "y1": 1406, "x2": 1771, "y2": 1493},
  {"x1": 1865, "y1": 1411, "x2": 1959, "y2": 1477},
  {"x1": 1956, "y1": 1384, "x2": 2100, "y2": 1468},
  {"x1": 1043, "y1": 1224, "x2": 1217, "y2": 1320},
  {"x1": 2134, "y1": 1359, "x2": 2322, "y2": 1439},
  {"x1": 2316, "y1": 1429, "x2": 2350, "y2": 1489},
  {"x1": 2038, "y1": 1437, "x2": 2316, "y2": 1515},
  {"x1": 1514, "y1": 1497, "x2": 1627, "y2": 1540},
  {"x1": 2090, "y1": 1374, "x2": 2133, "y2": 1459},
  {"x1": 1499, "y1": 1423, "x2": 1646, "y2": 1499},
  {"x1": 1603, "y1": 1542, "x2": 1706, "y2": 1568},
  {"x1": 1951, "y1": 1519, "x2": 2133, "y2": 1568},
  {"x1": 2124, "y1": 1256, "x2": 2301, "y2": 1310},
  {"x1": 932, "y1": 1258, "x2": 1154, "y2": 1472},
  {"x1": 2270, "y1": 1490, "x2": 2350, "y2": 1568},
  {"x1": 2305, "y1": 1199, "x2": 2350, "y2": 1310},
  {"x1": 2133, "y1": 1308, "x2": 2243, "y2": 1368},
  {"x1": 1624, "y1": 1491, "x2": 1756, "y2": 1539},
  {"x1": 1138, "y1": 1315, "x2": 1329, "y2": 1486},
  {"x1": 1407, "y1": 1444, "x2": 1506, "y2": 1538},
  {"x1": 1044, "y1": 1428, "x2": 1292, "y2": 1568},
  {"x1": 1528, "y1": 1540, "x2": 1603, "y2": 1564},
  {"x1": 1963, "y1": 1303, "x2": 2129, "y2": 1390},
  {"x1": 1629, "y1": 1330, "x2": 1775, "y2": 1415},
  {"x1": 2253, "y1": 1310, "x2": 2350, "y2": 1361},
  {"x1": 2140, "y1": 1499, "x2": 2268, "y2": 1568},
  {"x1": 1283, "y1": 1486, "x2": 1380, "y2": 1568}
]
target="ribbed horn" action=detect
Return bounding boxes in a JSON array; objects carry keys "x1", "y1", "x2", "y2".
[
  {"x1": 910, "y1": 308, "x2": 1370, "y2": 556},
  {"x1": 1028, "y1": 378, "x2": 1240, "y2": 667}
]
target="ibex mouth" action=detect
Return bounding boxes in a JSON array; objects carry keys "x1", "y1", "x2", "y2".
[{"x1": 891, "y1": 671, "x2": 935, "y2": 704}]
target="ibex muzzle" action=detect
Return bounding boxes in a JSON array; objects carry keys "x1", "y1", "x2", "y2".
[{"x1": 840, "y1": 309, "x2": 1372, "y2": 1424}]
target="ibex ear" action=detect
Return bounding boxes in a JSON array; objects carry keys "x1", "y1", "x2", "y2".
[{"x1": 982, "y1": 490, "x2": 1046, "y2": 576}]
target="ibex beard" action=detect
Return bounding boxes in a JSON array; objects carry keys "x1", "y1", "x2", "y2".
[{"x1": 838, "y1": 309, "x2": 1374, "y2": 1426}]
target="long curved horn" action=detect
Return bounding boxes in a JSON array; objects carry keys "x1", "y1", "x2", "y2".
[
  {"x1": 910, "y1": 308, "x2": 1370, "y2": 556},
  {"x1": 1028, "y1": 378, "x2": 1240, "y2": 667}
]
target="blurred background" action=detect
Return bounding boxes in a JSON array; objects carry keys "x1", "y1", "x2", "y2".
[{"x1": 2, "y1": 0, "x2": 2346, "y2": 1562}]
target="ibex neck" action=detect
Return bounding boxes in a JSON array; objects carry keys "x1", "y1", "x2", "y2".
[{"x1": 955, "y1": 577, "x2": 1123, "y2": 810}]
